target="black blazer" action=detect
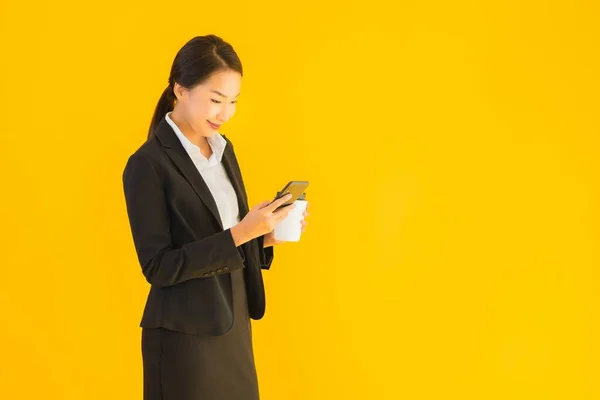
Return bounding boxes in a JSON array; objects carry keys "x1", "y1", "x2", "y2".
[{"x1": 122, "y1": 115, "x2": 274, "y2": 336}]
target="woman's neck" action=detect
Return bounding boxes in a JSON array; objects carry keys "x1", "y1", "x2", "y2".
[{"x1": 169, "y1": 110, "x2": 209, "y2": 150}]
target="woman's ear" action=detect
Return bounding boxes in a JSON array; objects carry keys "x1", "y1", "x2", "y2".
[{"x1": 173, "y1": 82, "x2": 187, "y2": 102}]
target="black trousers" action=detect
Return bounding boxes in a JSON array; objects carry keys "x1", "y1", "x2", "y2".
[{"x1": 141, "y1": 269, "x2": 260, "y2": 400}]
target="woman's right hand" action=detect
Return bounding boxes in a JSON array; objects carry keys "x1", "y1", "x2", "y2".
[{"x1": 230, "y1": 193, "x2": 296, "y2": 246}]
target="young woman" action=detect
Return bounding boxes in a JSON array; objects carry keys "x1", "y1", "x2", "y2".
[{"x1": 122, "y1": 34, "x2": 309, "y2": 400}]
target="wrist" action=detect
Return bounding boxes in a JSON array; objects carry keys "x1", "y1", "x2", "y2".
[
  {"x1": 231, "y1": 224, "x2": 251, "y2": 247},
  {"x1": 263, "y1": 234, "x2": 272, "y2": 248}
]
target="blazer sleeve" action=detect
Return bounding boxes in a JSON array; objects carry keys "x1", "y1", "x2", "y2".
[
  {"x1": 256, "y1": 234, "x2": 275, "y2": 270},
  {"x1": 122, "y1": 153, "x2": 246, "y2": 288}
]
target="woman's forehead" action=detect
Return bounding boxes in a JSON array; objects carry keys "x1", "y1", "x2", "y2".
[{"x1": 200, "y1": 70, "x2": 241, "y2": 96}]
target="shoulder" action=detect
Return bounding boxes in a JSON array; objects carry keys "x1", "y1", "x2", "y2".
[
  {"x1": 131, "y1": 136, "x2": 161, "y2": 158},
  {"x1": 123, "y1": 137, "x2": 164, "y2": 179}
]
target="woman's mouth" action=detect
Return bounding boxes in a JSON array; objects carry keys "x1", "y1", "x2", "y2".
[{"x1": 207, "y1": 121, "x2": 221, "y2": 130}]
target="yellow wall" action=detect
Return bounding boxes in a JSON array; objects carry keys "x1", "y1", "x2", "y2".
[{"x1": 1, "y1": 0, "x2": 599, "y2": 398}]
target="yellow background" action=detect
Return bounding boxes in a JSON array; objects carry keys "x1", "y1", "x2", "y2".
[{"x1": 1, "y1": 0, "x2": 599, "y2": 398}]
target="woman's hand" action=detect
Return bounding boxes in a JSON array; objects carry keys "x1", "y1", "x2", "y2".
[
  {"x1": 263, "y1": 202, "x2": 310, "y2": 247},
  {"x1": 231, "y1": 194, "x2": 296, "y2": 246}
]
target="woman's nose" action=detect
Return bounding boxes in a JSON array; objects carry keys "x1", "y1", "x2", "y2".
[{"x1": 217, "y1": 109, "x2": 234, "y2": 122}]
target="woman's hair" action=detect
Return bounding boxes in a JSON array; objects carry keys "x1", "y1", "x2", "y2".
[{"x1": 147, "y1": 35, "x2": 243, "y2": 139}]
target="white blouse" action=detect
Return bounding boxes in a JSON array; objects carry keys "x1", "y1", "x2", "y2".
[{"x1": 165, "y1": 112, "x2": 241, "y2": 230}]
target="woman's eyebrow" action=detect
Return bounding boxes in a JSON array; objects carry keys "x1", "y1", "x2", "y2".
[{"x1": 210, "y1": 90, "x2": 240, "y2": 98}]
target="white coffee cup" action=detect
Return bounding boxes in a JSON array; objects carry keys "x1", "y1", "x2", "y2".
[{"x1": 274, "y1": 199, "x2": 308, "y2": 242}]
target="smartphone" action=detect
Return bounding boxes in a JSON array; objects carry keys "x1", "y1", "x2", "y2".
[{"x1": 272, "y1": 180, "x2": 309, "y2": 210}]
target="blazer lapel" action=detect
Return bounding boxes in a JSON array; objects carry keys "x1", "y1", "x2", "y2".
[
  {"x1": 221, "y1": 144, "x2": 249, "y2": 219},
  {"x1": 221, "y1": 141, "x2": 263, "y2": 271},
  {"x1": 221, "y1": 143, "x2": 261, "y2": 271}
]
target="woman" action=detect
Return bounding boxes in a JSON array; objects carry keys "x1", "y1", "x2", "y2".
[{"x1": 122, "y1": 35, "x2": 309, "y2": 400}]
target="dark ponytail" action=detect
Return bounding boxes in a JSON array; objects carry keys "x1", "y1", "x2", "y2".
[
  {"x1": 147, "y1": 84, "x2": 175, "y2": 139},
  {"x1": 147, "y1": 35, "x2": 243, "y2": 139}
]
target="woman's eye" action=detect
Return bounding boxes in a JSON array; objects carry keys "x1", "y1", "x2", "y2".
[{"x1": 211, "y1": 99, "x2": 237, "y2": 104}]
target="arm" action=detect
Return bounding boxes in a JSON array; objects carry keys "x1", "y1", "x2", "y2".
[{"x1": 122, "y1": 153, "x2": 246, "y2": 288}]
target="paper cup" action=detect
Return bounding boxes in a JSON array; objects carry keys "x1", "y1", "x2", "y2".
[{"x1": 274, "y1": 200, "x2": 308, "y2": 242}]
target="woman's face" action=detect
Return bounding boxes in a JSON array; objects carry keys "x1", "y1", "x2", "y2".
[{"x1": 173, "y1": 69, "x2": 242, "y2": 137}]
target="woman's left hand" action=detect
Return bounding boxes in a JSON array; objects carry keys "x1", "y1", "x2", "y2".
[{"x1": 263, "y1": 203, "x2": 309, "y2": 247}]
